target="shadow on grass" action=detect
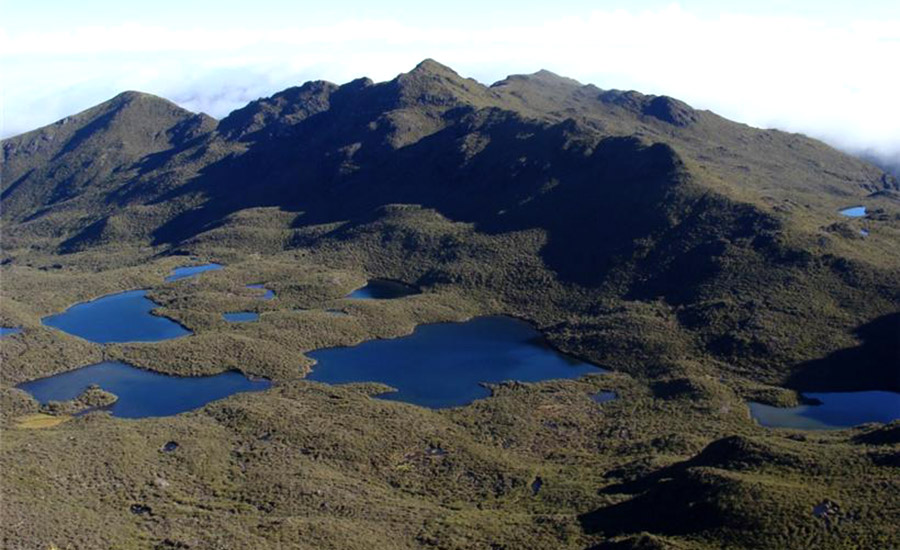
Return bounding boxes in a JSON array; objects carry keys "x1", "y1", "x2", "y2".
[{"x1": 786, "y1": 312, "x2": 900, "y2": 392}]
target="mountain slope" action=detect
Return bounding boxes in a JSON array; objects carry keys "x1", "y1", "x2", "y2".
[
  {"x1": 5, "y1": 61, "x2": 895, "y2": 254},
  {"x1": 2, "y1": 91, "x2": 215, "y2": 217},
  {"x1": 2, "y1": 60, "x2": 898, "y2": 391}
]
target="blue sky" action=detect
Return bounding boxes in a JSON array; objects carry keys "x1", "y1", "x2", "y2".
[{"x1": 2, "y1": 0, "x2": 899, "y2": 164}]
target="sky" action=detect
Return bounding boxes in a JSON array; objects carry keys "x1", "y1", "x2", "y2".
[{"x1": 2, "y1": 0, "x2": 899, "y2": 167}]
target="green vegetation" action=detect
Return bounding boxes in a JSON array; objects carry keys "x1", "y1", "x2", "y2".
[
  {"x1": 1, "y1": 60, "x2": 898, "y2": 549},
  {"x1": 40, "y1": 384, "x2": 118, "y2": 416}
]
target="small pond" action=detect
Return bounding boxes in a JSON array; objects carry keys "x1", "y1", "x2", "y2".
[
  {"x1": 749, "y1": 391, "x2": 900, "y2": 430},
  {"x1": 224, "y1": 312, "x2": 259, "y2": 322},
  {"x1": 42, "y1": 290, "x2": 191, "y2": 343},
  {"x1": 839, "y1": 206, "x2": 867, "y2": 217},
  {"x1": 1, "y1": 327, "x2": 22, "y2": 338},
  {"x1": 17, "y1": 361, "x2": 271, "y2": 418},
  {"x1": 306, "y1": 316, "x2": 603, "y2": 408},
  {"x1": 247, "y1": 284, "x2": 275, "y2": 300},
  {"x1": 592, "y1": 391, "x2": 617, "y2": 404},
  {"x1": 347, "y1": 279, "x2": 420, "y2": 300},
  {"x1": 166, "y1": 263, "x2": 223, "y2": 282}
]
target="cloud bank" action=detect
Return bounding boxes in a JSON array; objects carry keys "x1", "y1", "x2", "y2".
[{"x1": 2, "y1": 5, "x2": 898, "y2": 168}]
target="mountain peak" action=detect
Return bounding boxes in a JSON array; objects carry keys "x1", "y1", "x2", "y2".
[
  {"x1": 106, "y1": 90, "x2": 182, "y2": 111},
  {"x1": 388, "y1": 58, "x2": 493, "y2": 115},
  {"x1": 490, "y1": 70, "x2": 582, "y2": 92},
  {"x1": 1, "y1": 87, "x2": 212, "y2": 218},
  {"x1": 529, "y1": 69, "x2": 582, "y2": 86},
  {"x1": 409, "y1": 58, "x2": 458, "y2": 77},
  {"x1": 112, "y1": 90, "x2": 158, "y2": 101}
]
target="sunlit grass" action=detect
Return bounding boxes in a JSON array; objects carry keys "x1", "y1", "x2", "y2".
[{"x1": 14, "y1": 413, "x2": 70, "y2": 429}]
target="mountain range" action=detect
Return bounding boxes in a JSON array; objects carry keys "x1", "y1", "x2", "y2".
[{"x1": 3, "y1": 59, "x2": 897, "y2": 388}]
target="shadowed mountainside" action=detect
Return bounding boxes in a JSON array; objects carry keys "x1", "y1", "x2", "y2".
[{"x1": 2, "y1": 60, "x2": 899, "y2": 390}]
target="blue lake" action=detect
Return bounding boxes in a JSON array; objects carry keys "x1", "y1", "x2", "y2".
[
  {"x1": 224, "y1": 312, "x2": 259, "y2": 322},
  {"x1": 347, "y1": 279, "x2": 420, "y2": 300},
  {"x1": 42, "y1": 290, "x2": 191, "y2": 343},
  {"x1": 306, "y1": 316, "x2": 603, "y2": 408},
  {"x1": 1, "y1": 327, "x2": 22, "y2": 338},
  {"x1": 839, "y1": 206, "x2": 867, "y2": 217},
  {"x1": 166, "y1": 263, "x2": 223, "y2": 282},
  {"x1": 247, "y1": 284, "x2": 275, "y2": 300},
  {"x1": 749, "y1": 391, "x2": 900, "y2": 430},
  {"x1": 17, "y1": 361, "x2": 270, "y2": 418}
]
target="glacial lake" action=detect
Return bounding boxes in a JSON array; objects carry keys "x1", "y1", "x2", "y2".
[
  {"x1": 224, "y1": 312, "x2": 259, "y2": 322},
  {"x1": 1, "y1": 327, "x2": 22, "y2": 338},
  {"x1": 42, "y1": 290, "x2": 191, "y2": 343},
  {"x1": 247, "y1": 284, "x2": 275, "y2": 300},
  {"x1": 306, "y1": 316, "x2": 603, "y2": 408},
  {"x1": 839, "y1": 206, "x2": 867, "y2": 217},
  {"x1": 166, "y1": 263, "x2": 223, "y2": 282},
  {"x1": 347, "y1": 279, "x2": 420, "y2": 299},
  {"x1": 749, "y1": 391, "x2": 900, "y2": 430},
  {"x1": 17, "y1": 361, "x2": 270, "y2": 418}
]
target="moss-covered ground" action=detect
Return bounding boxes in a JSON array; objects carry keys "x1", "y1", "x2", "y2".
[{"x1": 2, "y1": 218, "x2": 897, "y2": 549}]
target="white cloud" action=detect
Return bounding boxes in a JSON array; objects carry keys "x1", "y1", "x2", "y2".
[{"x1": 2, "y1": 5, "x2": 898, "y2": 167}]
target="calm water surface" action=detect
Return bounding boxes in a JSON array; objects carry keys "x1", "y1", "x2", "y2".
[
  {"x1": 592, "y1": 391, "x2": 617, "y2": 404},
  {"x1": 224, "y1": 312, "x2": 259, "y2": 322},
  {"x1": 247, "y1": 284, "x2": 275, "y2": 300},
  {"x1": 749, "y1": 391, "x2": 900, "y2": 429},
  {"x1": 0, "y1": 327, "x2": 22, "y2": 338},
  {"x1": 347, "y1": 279, "x2": 420, "y2": 299},
  {"x1": 166, "y1": 263, "x2": 223, "y2": 282},
  {"x1": 839, "y1": 206, "x2": 867, "y2": 217},
  {"x1": 306, "y1": 316, "x2": 603, "y2": 408},
  {"x1": 17, "y1": 361, "x2": 270, "y2": 418},
  {"x1": 42, "y1": 290, "x2": 191, "y2": 343}
]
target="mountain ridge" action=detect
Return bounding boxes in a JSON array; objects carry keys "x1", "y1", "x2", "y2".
[{"x1": 2, "y1": 60, "x2": 898, "y2": 391}]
